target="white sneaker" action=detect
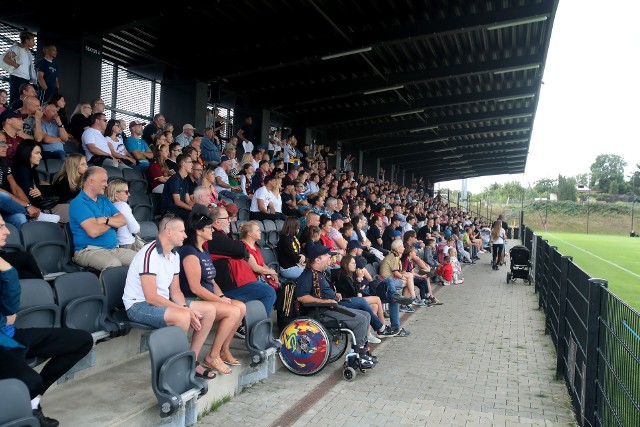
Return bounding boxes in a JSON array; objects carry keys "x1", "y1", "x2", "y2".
[
  {"x1": 367, "y1": 333, "x2": 381, "y2": 344},
  {"x1": 35, "y1": 212, "x2": 60, "y2": 223}
]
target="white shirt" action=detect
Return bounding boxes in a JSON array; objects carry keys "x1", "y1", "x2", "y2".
[
  {"x1": 308, "y1": 181, "x2": 320, "y2": 194},
  {"x1": 251, "y1": 159, "x2": 259, "y2": 170},
  {"x1": 7, "y1": 44, "x2": 34, "y2": 80},
  {"x1": 82, "y1": 127, "x2": 111, "y2": 161},
  {"x1": 123, "y1": 241, "x2": 180, "y2": 310},
  {"x1": 251, "y1": 186, "x2": 275, "y2": 212},
  {"x1": 270, "y1": 190, "x2": 282, "y2": 213},
  {"x1": 242, "y1": 140, "x2": 254, "y2": 154},
  {"x1": 214, "y1": 167, "x2": 230, "y2": 194},
  {"x1": 114, "y1": 201, "x2": 140, "y2": 245}
]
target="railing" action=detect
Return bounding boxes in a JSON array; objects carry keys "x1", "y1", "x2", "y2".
[{"x1": 520, "y1": 224, "x2": 639, "y2": 427}]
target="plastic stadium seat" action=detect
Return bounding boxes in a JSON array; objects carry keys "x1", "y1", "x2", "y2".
[
  {"x1": 259, "y1": 246, "x2": 280, "y2": 273},
  {"x1": 21, "y1": 221, "x2": 77, "y2": 278},
  {"x1": 262, "y1": 219, "x2": 279, "y2": 247},
  {"x1": 127, "y1": 178, "x2": 148, "y2": 194},
  {"x1": 100, "y1": 266, "x2": 155, "y2": 336},
  {"x1": 54, "y1": 272, "x2": 109, "y2": 342},
  {"x1": 16, "y1": 278, "x2": 60, "y2": 329},
  {"x1": 122, "y1": 168, "x2": 145, "y2": 182},
  {"x1": 139, "y1": 221, "x2": 159, "y2": 243},
  {"x1": 238, "y1": 208, "x2": 250, "y2": 221},
  {"x1": 274, "y1": 219, "x2": 285, "y2": 232},
  {"x1": 3, "y1": 222, "x2": 24, "y2": 252},
  {"x1": 0, "y1": 378, "x2": 39, "y2": 427},
  {"x1": 148, "y1": 326, "x2": 208, "y2": 418},
  {"x1": 132, "y1": 204, "x2": 153, "y2": 222},
  {"x1": 104, "y1": 165, "x2": 123, "y2": 182},
  {"x1": 244, "y1": 300, "x2": 281, "y2": 366}
]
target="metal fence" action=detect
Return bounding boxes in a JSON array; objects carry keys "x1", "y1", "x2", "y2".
[{"x1": 520, "y1": 224, "x2": 640, "y2": 426}]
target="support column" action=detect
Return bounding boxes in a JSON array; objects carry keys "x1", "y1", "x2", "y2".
[
  {"x1": 402, "y1": 170, "x2": 406, "y2": 186},
  {"x1": 336, "y1": 141, "x2": 342, "y2": 173},
  {"x1": 376, "y1": 158, "x2": 381, "y2": 181},
  {"x1": 359, "y1": 150, "x2": 364, "y2": 175},
  {"x1": 390, "y1": 164, "x2": 395, "y2": 183}
]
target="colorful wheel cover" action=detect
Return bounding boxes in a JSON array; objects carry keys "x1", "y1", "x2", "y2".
[{"x1": 279, "y1": 318, "x2": 330, "y2": 375}]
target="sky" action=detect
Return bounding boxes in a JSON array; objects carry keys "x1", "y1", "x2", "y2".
[{"x1": 438, "y1": 0, "x2": 640, "y2": 194}]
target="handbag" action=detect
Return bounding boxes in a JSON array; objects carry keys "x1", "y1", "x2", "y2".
[
  {"x1": 261, "y1": 274, "x2": 280, "y2": 291},
  {"x1": 36, "y1": 195, "x2": 61, "y2": 211},
  {"x1": 0, "y1": 47, "x2": 18, "y2": 74}
]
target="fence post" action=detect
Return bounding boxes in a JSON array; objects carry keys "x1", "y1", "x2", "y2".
[
  {"x1": 556, "y1": 255, "x2": 573, "y2": 379},
  {"x1": 543, "y1": 245, "x2": 557, "y2": 334},
  {"x1": 583, "y1": 278, "x2": 607, "y2": 427}
]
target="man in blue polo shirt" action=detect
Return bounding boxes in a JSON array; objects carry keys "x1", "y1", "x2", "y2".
[
  {"x1": 161, "y1": 153, "x2": 194, "y2": 221},
  {"x1": 69, "y1": 166, "x2": 136, "y2": 270}
]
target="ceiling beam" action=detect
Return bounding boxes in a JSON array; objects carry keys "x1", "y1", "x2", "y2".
[
  {"x1": 209, "y1": 2, "x2": 552, "y2": 82},
  {"x1": 306, "y1": 87, "x2": 536, "y2": 128},
  {"x1": 266, "y1": 54, "x2": 544, "y2": 110},
  {"x1": 379, "y1": 139, "x2": 530, "y2": 161},
  {"x1": 339, "y1": 107, "x2": 533, "y2": 142}
]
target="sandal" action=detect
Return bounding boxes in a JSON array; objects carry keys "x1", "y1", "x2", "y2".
[
  {"x1": 195, "y1": 362, "x2": 217, "y2": 380},
  {"x1": 221, "y1": 351, "x2": 241, "y2": 366},
  {"x1": 203, "y1": 357, "x2": 232, "y2": 375}
]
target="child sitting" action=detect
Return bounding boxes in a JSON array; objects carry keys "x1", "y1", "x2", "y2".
[
  {"x1": 435, "y1": 255, "x2": 454, "y2": 286},
  {"x1": 448, "y1": 248, "x2": 464, "y2": 284}
]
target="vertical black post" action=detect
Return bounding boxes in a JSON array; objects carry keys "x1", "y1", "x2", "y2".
[
  {"x1": 543, "y1": 245, "x2": 557, "y2": 334},
  {"x1": 556, "y1": 255, "x2": 573, "y2": 379},
  {"x1": 583, "y1": 278, "x2": 607, "y2": 427}
]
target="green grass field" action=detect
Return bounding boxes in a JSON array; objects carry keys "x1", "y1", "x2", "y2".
[{"x1": 535, "y1": 232, "x2": 640, "y2": 311}]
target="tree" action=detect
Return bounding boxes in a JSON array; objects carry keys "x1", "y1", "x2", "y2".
[
  {"x1": 590, "y1": 154, "x2": 627, "y2": 193},
  {"x1": 534, "y1": 178, "x2": 557, "y2": 194},
  {"x1": 557, "y1": 174, "x2": 577, "y2": 201},
  {"x1": 575, "y1": 173, "x2": 589, "y2": 187}
]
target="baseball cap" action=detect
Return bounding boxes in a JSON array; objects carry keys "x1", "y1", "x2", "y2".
[
  {"x1": 0, "y1": 109, "x2": 21, "y2": 123},
  {"x1": 347, "y1": 240, "x2": 365, "y2": 251},
  {"x1": 183, "y1": 124, "x2": 196, "y2": 130},
  {"x1": 391, "y1": 215, "x2": 402, "y2": 222},
  {"x1": 330, "y1": 212, "x2": 346, "y2": 222},
  {"x1": 224, "y1": 203, "x2": 239, "y2": 216},
  {"x1": 129, "y1": 120, "x2": 146, "y2": 129},
  {"x1": 305, "y1": 244, "x2": 337, "y2": 260},
  {"x1": 393, "y1": 230, "x2": 402, "y2": 237}
]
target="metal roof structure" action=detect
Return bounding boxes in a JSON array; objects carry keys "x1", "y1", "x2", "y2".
[{"x1": 2, "y1": 0, "x2": 559, "y2": 183}]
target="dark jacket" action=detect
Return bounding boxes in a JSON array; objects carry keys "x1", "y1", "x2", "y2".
[
  {"x1": 0, "y1": 268, "x2": 23, "y2": 349},
  {"x1": 276, "y1": 235, "x2": 300, "y2": 269},
  {"x1": 334, "y1": 272, "x2": 360, "y2": 299}
]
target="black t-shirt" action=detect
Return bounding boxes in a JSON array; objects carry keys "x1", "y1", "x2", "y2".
[
  {"x1": 69, "y1": 114, "x2": 90, "y2": 142},
  {"x1": 416, "y1": 225, "x2": 432, "y2": 242},
  {"x1": 366, "y1": 226, "x2": 382, "y2": 251},
  {"x1": 281, "y1": 193, "x2": 297, "y2": 216},
  {"x1": 381, "y1": 226, "x2": 396, "y2": 251},
  {"x1": 240, "y1": 123, "x2": 253, "y2": 142},
  {"x1": 0, "y1": 159, "x2": 11, "y2": 192}
]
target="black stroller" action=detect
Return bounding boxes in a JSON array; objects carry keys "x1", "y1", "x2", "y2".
[{"x1": 506, "y1": 245, "x2": 531, "y2": 284}]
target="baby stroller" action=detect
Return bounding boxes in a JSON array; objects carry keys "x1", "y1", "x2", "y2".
[
  {"x1": 480, "y1": 227, "x2": 491, "y2": 249},
  {"x1": 506, "y1": 245, "x2": 531, "y2": 284}
]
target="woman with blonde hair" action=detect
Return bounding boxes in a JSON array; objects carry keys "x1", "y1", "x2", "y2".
[
  {"x1": 490, "y1": 220, "x2": 506, "y2": 271},
  {"x1": 68, "y1": 101, "x2": 92, "y2": 143},
  {"x1": 107, "y1": 179, "x2": 144, "y2": 251},
  {"x1": 238, "y1": 221, "x2": 279, "y2": 284},
  {"x1": 51, "y1": 153, "x2": 87, "y2": 202}
]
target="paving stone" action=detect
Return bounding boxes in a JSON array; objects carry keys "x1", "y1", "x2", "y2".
[{"x1": 197, "y1": 258, "x2": 576, "y2": 426}]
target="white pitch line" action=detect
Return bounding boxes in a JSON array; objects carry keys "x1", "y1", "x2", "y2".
[{"x1": 545, "y1": 233, "x2": 640, "y2": 280}]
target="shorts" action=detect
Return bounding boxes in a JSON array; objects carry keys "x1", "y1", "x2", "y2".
[{"x1": 126, "y1": 302, "x2": 168, "y2": 329}]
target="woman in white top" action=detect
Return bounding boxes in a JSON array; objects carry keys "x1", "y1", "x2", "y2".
[
  {"x1": 104, "y1": 119, "x2": 135, "y2": 169},
  {"x1": 490, "y1": 220, "x2": 506, "y2": 271},
  {"x1": 107, "y1": 179, "x2": 144, "y2": 251},
  {"x1": 238, "y1": 163, "x2": 254, "y2": 198}
]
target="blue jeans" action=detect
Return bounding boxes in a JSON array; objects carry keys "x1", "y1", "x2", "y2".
[
  {"x1": 339, "y1": 296, "x2": 384, "y2": 332},
  {"x1": 280, "y1": 265, "x2": 304, "y2": 280},
  {"x1": 224, "y1": 281, "x2": 276, "y2": 317},
  {"x1": 0, "y1": 192, "x2": 28, "y2": 230},
  {"x1": 372, "y1": 278, "x2": 401, "y2": 329},
  {"x1": 218, "y1": 190, "x2": 249, "y2": 201}
]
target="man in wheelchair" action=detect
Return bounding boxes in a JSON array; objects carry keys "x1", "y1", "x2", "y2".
[{"x1": 295, "y1": 244, "x2": 378, "y2": 369}]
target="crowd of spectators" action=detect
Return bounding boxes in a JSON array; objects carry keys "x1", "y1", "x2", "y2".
[{"x1": 0, "y1": 84, "x2": 506, "y2": 424}]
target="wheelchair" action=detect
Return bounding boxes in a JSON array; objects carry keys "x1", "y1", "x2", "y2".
[{"x1": 278, "y1": 302, "x2": 375, "y2": 381}]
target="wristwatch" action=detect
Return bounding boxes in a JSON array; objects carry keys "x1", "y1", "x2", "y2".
[
  {"x1": 25, "y1": 203, "x2": 31, "y2": 211},
  {"x1": 57, "y1": 124, "x2": 64, "y2": 128},
  {"x1": 104, "y1": 216, "x2": 110, "y2": 225}
]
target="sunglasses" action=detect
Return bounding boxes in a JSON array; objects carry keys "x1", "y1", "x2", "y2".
[{"x1": 116, "y1": 190, "x2": 130, "y2": 194}]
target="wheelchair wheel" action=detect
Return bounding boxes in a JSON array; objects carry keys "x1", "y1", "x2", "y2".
[
  {"x1": 506, "y1": 272, "x2": 512, "y2": 283},
  {"x1": 327, "y1": 331, "x2": 350, "y2": 364},
  {"x1": 279, "y1": 318, "x2": 330, "y2": 376},
  {"x1": 343, "y1": 366, "x2": 356, "y2": 382}
]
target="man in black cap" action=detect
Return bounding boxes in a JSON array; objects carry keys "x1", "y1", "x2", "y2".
[{"x1": 295, "y1": 244, "x2": 378, "y2": 366}]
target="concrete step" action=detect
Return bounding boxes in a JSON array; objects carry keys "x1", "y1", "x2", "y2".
[{"x1": 42, "y1": 335, "x2": 280, "y2": 426}]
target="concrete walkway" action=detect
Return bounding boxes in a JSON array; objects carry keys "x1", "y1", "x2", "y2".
[{"x1": 198, "y1": 258, "x2": 576, "y2": 427}]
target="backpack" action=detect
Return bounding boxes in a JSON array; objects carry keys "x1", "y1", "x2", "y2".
[{"x1": 276, "y1": 280, "x2": 298, "y2": 332}]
